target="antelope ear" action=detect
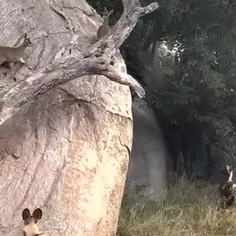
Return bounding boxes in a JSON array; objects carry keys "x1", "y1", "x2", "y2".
[
  {"x1": 32, "y1": 208, "x2": 42, "y2": 221},
  {"x1": 22, "y1": 208, "x2": 31, "y2": 221}
]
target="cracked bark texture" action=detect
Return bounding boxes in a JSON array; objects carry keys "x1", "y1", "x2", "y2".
[{"x1": 0, "y1": 0, "x2": 133, "y2": 235}]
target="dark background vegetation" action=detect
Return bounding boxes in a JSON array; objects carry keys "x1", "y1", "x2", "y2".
[{"x1": 87, "y1": 0, "x2": 236, "y2": 182}]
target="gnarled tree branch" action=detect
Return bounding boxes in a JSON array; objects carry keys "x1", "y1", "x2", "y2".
[{"x1": 0, "y1": 0, "x2": 159, "y2": 125}]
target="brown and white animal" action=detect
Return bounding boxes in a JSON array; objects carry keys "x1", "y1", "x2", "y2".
[
  {"x1": 0, "y1": 33, "x2": 32, "y2": 68},
  {"x1": 219, "y1": 165, "x2": 236, "y2": 208},
  {"x1": 22, "y1": 208, "x2": 48, "y2": 236},
  {"x1": 97, "y1": 9, "x2": 113, "y2": 39}
]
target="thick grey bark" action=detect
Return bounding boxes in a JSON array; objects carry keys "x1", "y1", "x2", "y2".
[{"x1": 0, "y1": 0, "x2": 158, "y2": 126}]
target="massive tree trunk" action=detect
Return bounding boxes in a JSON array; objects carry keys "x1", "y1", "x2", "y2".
[
  {"x1": 125, "y1": 99, "x2": 172, "y2": 201},
  {"x1": 0, "y1": 0, "x2": 158, "y2": 235}
]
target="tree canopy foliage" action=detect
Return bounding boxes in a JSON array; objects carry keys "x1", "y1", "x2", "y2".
[{"x1": 88, "y1": 0, "x2": 236, "y2": 175}]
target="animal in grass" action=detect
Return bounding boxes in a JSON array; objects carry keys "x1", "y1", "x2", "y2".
[
  {"x1": 218, "y1": 165, "x2": 236, "y2": 208},
  {"x1": 22, "y1": 208, "x2": 51, "y2": 236},
  {"x1": 0, "y1": 33, "x2": 32, "y2": 69},
  {"x1": 97, "y1": 8, "x2": 114, "y2": 40}
]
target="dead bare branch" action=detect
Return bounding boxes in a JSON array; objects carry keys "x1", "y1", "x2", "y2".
[{"x1": 0, "y1": 0, "x2": 159, "y2": 125}]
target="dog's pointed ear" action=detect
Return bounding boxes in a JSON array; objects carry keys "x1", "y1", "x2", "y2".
[
  {"x1": 22, "y1": 208, "x2": 31, "y2": 221},
  {"x1": 32, "y1": 208, "x2": 42, "y2": 222}
]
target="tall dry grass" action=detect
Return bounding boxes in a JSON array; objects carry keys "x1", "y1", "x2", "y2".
[{"x1": 117, "y1": 179, "x2": 236, "y2": 236}]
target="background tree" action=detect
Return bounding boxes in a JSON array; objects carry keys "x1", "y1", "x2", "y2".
[{"x1": 88, "y1": 0, "x2": 236, "y2": 180}]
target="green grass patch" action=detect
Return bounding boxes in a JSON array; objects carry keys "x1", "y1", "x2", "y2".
[{"x1": 117, "y1": 179, "x2": 236, "y2": 236}]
